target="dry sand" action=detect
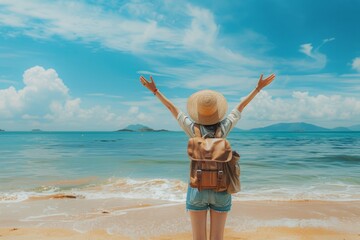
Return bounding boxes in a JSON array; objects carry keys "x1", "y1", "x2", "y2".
[
  {"x1": 0, "y1": 227, "x2": 360, "y2": 240},
  {"x1": 0, "y1": 198, "x2": 359, "y2": 239},
  {"x1": 1, "y1": 226, "x2": 359, "y2": 240}
]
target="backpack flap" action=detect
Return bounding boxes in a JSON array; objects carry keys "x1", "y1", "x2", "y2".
[{"x1": 187, "y1": 137, "x2": 233, "y2": 162}]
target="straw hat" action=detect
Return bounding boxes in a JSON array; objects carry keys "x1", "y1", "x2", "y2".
[{"x1": 187, "y1": 90, "x2": 228, "y2": 125}]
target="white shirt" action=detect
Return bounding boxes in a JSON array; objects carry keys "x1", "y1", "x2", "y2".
[{"x1": 176, "y1": 108, "x2": 242, "y2": 138}]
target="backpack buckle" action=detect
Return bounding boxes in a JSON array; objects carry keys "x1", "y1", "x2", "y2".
[{"x1": 196, "y1": 170, "x2": 202, "y2": 179}]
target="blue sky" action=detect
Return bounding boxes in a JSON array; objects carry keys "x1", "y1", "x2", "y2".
[{"x1": 0, "y1": 0, "x2": 359, "y2": 131}]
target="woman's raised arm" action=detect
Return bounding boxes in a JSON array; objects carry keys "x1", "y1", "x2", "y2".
[
  {"x1": 236, "y1": 73, "x2": 275, "y2": 112},
  {"x1": 140, "y1": 76, "x2": 180, "y2": 118}
]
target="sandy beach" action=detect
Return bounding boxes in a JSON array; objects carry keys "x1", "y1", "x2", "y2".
[{"x1": 0, "y1": 198, "x2": 359, "y2": 239}]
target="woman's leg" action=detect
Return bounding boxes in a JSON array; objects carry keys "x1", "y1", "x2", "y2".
[
  {"x1": 189, "y1": 210, "x2": 208, "y2": 240},
  {"x1": 209, "y1": 209, "x2": 228, "y2": 240}
]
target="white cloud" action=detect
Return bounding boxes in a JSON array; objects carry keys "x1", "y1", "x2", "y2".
[
  {"x1": 0, "y1": 86, "x2": 21, "y2": 117},
  {"x1": 128, "y1": 106, "x2": 139, "y2": 114},
  {"x1": 136, "y1": 70, "x2": 165, "y2": 77},
  {"x1": 183, "y1": 5, "x2": 218, "y2": 50},
  {"x1": 298, "y1": 43, "x2": 327, "y2": 70},
  {"x1": 118, "y1": 88, "x2": 360, "y2": 131},
  {"x1": 0, "y1": 0, "x2": 177, "y2": 53},
  {"x1": 87, "y1": 93, "x2": 123, "y2": 99},
  {"x1": 151, "y1": 61, "x2": 264, "y2": 92},
  {"x1": 243, "y1": 90, "x2": 360, "y2": 124},
  {"x1": 0, "y1": 66, "x2": 69, "y2": 118},
  {"x1": 0, "y1": 78, "x2": 18, "y2": 84},
  {"x1": 351, "y1": 57, "x2": 360, "y2": 72},
  {"x1": 277, "y1": 38, "x2": 334, "y2": 72},
  {"x1": 136, "y1": 112, "x2": 148, "y2": 121},
  {"x1": 0, "y1": 0, "x2": 342, "y2": 94},
  {"x1": 0, "y1": 11, "x2": 25, "y2": 27},
  {"x1": 182, "y1": 74, "x2": 255, "y2": 89},
  {"x1": 0, "y1": 0, "x2": 265, "y2": 69},
  {"x1": 119, "y1": 1, "x2": 164, "y2": 21},
  {"x1": 182, "y1": 5, "x2": 264, "y2": 66},
  {"x1": 299, "y1": 43, "x2": 313, "y2": 57},
  {"x1": 0, "y1": 66, "x2": 146, "y2": 130},
  {"x1": 2, "y1": 67, "x2": 360, "y2": 130},
  {"x1": 323, "y1": 37, "x2": 335, "y2": 44}
]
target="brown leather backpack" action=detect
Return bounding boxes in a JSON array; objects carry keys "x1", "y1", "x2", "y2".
[{"x1": 187, "y1": 124, "x2": 241, "y2": 193}]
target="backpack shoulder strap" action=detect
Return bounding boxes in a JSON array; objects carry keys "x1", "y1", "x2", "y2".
[{"x1": 193, "y1": 123, "x2": 201, "y2": 137}]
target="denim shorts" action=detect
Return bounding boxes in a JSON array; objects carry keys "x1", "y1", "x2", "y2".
[{"x1": 186, "y1": 185, "x2": 232, "y2": 212}]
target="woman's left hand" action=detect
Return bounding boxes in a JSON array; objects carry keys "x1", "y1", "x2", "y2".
[
  {"x1": 140, "y1": 76, "x2": 158, "y2": 94},
  {"x1": 256, "y1": 73, "x2": 275, "y2": 90}
]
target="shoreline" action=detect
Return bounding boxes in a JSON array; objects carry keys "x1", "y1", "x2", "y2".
[{"x1": 0, "y1": 198, "x2": 359, "y2": 239}]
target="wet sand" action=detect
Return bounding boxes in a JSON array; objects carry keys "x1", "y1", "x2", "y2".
[{"x1": 0, "y1": 198, "x2": 359, "y2": 239}]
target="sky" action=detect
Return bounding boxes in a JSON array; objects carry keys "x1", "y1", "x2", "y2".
[{"x1": 0, "y1": 0, "x2": 359, "y2": 131}]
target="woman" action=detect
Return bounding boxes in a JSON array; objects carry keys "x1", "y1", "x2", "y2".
[{"x1": 140, "y1": 73, "x2": 275, "y2": 240}]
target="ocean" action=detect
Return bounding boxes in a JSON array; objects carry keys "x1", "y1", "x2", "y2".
[{"x1": 0, "y1": 131, "x2": 359, "y2": 203}]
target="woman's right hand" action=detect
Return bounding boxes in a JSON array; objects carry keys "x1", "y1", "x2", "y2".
[
  {"x1": 140, "y1": 76, "x2": 158, "y2": 94},
  {"x1": 140, "y1": 75, "x2": 180, "y2": 118}
]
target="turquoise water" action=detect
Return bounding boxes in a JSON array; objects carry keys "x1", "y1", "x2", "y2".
[{"x1": 0, "y1": 131, "x2": 359, "y2": 202}]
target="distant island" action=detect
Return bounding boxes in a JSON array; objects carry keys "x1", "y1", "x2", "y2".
[
  {"x1": 0, "y1": 129, "x2": 4, "y2": 132},
  {"x1": 118, "y1": 123, "x2": 360, "y2": 133},
  {"x1": 31, "y1": 129, "x2": 42, "y2": 132},
  {"x1": 235, "y1": 122, "x2": 360, "y2": 132},
  {"x1": 117, "y1": 124, "x2": 168, "y2": 132}
]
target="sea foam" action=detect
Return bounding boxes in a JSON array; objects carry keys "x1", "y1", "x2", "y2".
[{"x1": 1, "y1": 177, "x2": 359, "y2": 203}]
